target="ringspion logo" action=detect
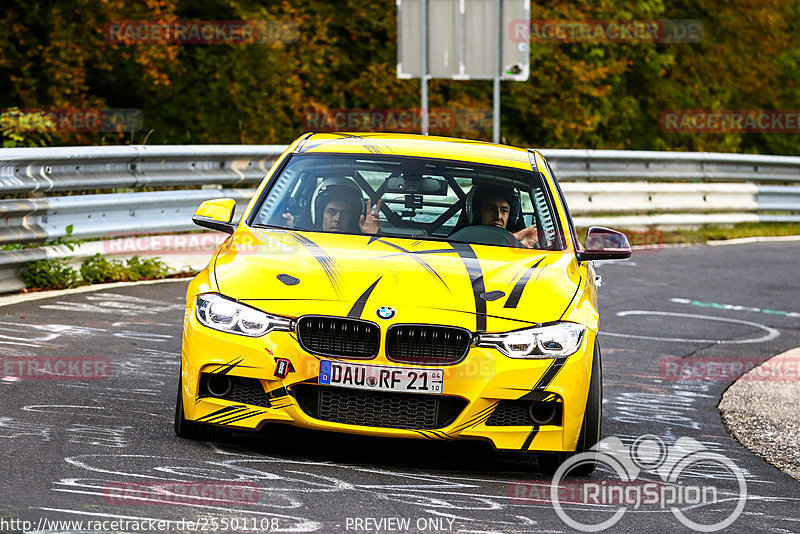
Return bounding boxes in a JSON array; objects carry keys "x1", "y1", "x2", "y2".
[{"x1": 547, "y1": 435, "x2": 747, "y2": 532}]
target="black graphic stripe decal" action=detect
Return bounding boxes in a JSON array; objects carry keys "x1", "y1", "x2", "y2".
[
  {"x1": 427, "y1": 306, "x2": 537, "y2": 327},
  {"x1": 211, "y1": 358, "x2": 244, "y2": 375},
  {"x1": 533, "y1": 357, "x2": 570, "y2": 391},
  {"x1": 455, "y1": 412, "x2": 494, "y2": 432},
  {"x1": 266, "y1": 386, "x2": 289, "y2": 398},
  {"x1": 343, "y1": 133, "x2": 397, "y2": 155},
  {"x1": 411, "y1": 430, "x2": 436, "y2": 440},
  {"x1": 216, "y1": 410, "x2": 255, "y2": 425},
  {"x1": 375, "y1": 239, "x2": 451, "y2": 292},
  {"x1": 218, "y1": 410, "x2": 268, "y2": 425},
  {"x1": 336, "y1": 133, "x2": 381, "y2": 154},
  {"x1": 559, "y1": 274, "x2": 583, "y2": 321},
  {"x1": 288, "y1": 231, "x2": 343, "y2": 296},
  {"x1": 521, "y1": 425, "x2": 540, "y2": 450},
  {"x1": 450, "y1": 243, "x2": 487, "y2": 332},
  {"x1": 519, "y1": 355, "x2": 570, "y2": 451},
  {"x1": 197, "y1": 405, "x2": 247, "y2": 423},
  {"x1": 516, "y1": 390, "x2": 552, "y2": 402},
  {"x1": 452, "y1": 402, "x2": 498, "y2": 432},
  {"x1": 302, "y1": 133, "x2": 382, "y2": 155},
  {"x1": 348, "y1": 277, "x2": 382, "y2": 318},
  {"x1": 504, "y1": 258, "x2": 545, "y2": 309}
]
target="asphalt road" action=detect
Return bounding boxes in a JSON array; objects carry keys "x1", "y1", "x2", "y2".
[{"x1": 1, "y1": 241, "x2": 799, "y2": 533}]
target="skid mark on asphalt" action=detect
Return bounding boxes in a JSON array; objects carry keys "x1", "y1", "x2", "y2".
[
  {"x1": 67, "y1": 425, "x2": 132, "y2": 448},
  {"x1": 38, "y1": 292, "x2": 184, "y2": 317},
  {"x1": 0, "y1": 416, "x2": 51, "y2": 441},
  {"x1": 0, "y1": 321, "x2": 173, "y2": 350},
  {"x1": 50, "y1": 454, "x2": 548, "y2": 532}
]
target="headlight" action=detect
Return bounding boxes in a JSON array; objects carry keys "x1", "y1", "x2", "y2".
[
  {"x1": 477, "y1": 322, "x2": 586, "y2": 359},
  {"x1": 196, "y1": 294, "x2": 293, "y2": 337}
]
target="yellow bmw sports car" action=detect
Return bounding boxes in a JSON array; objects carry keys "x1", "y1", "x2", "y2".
[{"x1": 176, "y1": 133, "x2": 631, "y2": 472}]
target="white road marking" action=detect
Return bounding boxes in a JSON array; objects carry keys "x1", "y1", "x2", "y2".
[{"x1": 602, "y1": 310, "x2": 780, "y2": 344}]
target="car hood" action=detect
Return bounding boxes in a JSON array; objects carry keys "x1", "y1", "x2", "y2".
[{"x1": 212, "y1": 229, "x2": 581, "y2": 332}]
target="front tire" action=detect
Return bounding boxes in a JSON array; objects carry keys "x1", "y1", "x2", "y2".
[
  {"x1": 538, "y1": 342, "x2": 603, "y2": 475},
  {"x1": 174, "y1": 367, "x2": 212, "y2": 440}
]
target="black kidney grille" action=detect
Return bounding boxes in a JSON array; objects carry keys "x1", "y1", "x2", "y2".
[
  {"x1": 297, "y1": 316, "x2": 379, "y2": 358},
  {"x1": 386, "y1": 324, "x2": 471, "y2": 364},
  {"x1": 292, "y1": 385, "x2": 468, "y2": 430}
]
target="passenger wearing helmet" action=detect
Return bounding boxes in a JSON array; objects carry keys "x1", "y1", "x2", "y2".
[
  {"x1": 466, "y1": 185, "x2": 538, "y2": 248},
  {"x1": 282, "y1": 177, "x2": 382, "y2": 234}
]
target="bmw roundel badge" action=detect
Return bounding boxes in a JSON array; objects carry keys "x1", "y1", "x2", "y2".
[{"x1": 376, "y1": 306, "x2": 396, "y2": 320}]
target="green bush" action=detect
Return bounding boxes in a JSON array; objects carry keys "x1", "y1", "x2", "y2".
[
  {"x1": 127, "y1": 255, "x2": 169, "y2": 280},
  {"x1": 80, "y1": 254, "x2": 132, "y2": 284},
  {"x1": 21, "y1": 254, "x2": 171, "y2": 290},
  {"x1": 22, "y1": 259, "x2": 81, "y2": 290}
]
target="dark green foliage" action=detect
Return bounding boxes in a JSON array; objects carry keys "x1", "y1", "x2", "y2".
[
  {"x1": 22, "y1": 259, "x2": 81, "y2": 290},
  {"x1": 80, "y1": 254, "x2": 131, "y2": 284},
  {"x1": 127, "y1": 255, "x2": 169, "y2": 280},
  {"x1": 1, "y1": 0, "x2": 798, "y2": 154}
]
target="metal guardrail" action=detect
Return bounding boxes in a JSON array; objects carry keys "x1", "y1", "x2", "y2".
[
  {"x1": 1, "y1": 144, "x2": 799, "y2": 294},
  {"x1": 543, "y1": 149, "x2": 800, "y2": 182},
  {"x1": 1, "y1": 189, "x2": 255, "y2": 244},
  {"x1": 0, "y1": 145, "x2": 285, "y2": 193}
]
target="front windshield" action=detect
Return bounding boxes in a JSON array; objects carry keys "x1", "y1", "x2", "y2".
[{"x1": 250, "y1": 154, "x2": 564, "y2": 251}]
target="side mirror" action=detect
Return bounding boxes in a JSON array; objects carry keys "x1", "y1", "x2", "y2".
[
  {"x1": 576, "y1": 226, "x2": 632, "y2": 262},
  {"x1": 192, "y1": 198, "x2": 237, "y2": 234}
]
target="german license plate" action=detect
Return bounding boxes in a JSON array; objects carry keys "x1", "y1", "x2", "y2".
[{"x1": 318, "y1": 360, "x2": 443, "y2": 394}]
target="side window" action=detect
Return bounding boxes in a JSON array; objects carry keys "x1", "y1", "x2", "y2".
[
  {"x1": 546, "y1": 161, "x2": 580, "y2": 249},
  {"x1": 527, "y1": 185, "x2": 558, "y2": 249}
]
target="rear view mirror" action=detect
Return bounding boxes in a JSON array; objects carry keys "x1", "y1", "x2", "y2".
[
  {"x1": 193, "y1": 198, "x2": 237, "y2": 234},
  {"x1": 384, "y1": 176, "x2": 449, "y2": 195},
  {"x1": 577, "y1": 226, "x2": 632, "y2": 261}
]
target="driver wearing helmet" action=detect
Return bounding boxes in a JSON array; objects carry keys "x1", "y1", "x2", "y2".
[
  {"x1": 282, "y1": 177, "x2": 382, "y2": 234},
  {"x1": 467, "y1": 185, "x2": 538, "y2": 248}
]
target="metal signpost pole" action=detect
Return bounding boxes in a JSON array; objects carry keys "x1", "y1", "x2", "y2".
[
  {"x1": 397, "y1": 0, "x2": 527, "y2": 140},
  {"x1": 493, "y1": 0, "x2": 501, "y2": 144},
  {"x1": 421, "y1": 0, "x2": 429, "y2": 135}
]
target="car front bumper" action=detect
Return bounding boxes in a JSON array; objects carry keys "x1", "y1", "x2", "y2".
[{"x1": 180, "y1": 300, "x2": 596, "y2": 453}]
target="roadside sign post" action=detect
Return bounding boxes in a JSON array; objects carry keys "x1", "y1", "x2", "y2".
[{"x1": 398, "y1": 0, "x2": 530, "y2": 143}]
